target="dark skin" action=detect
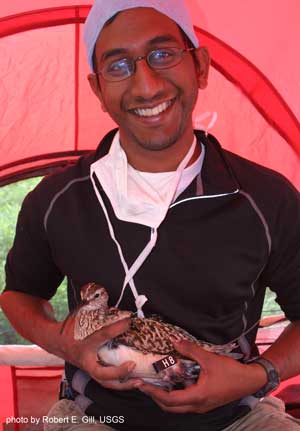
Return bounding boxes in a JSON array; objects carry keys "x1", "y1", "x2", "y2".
[
  {"x1": 88, "y1": 8, "x2": 210, "y2": 173},
  {"x1": 1, "y1": 6, "x2": 300, "y2": 415}
]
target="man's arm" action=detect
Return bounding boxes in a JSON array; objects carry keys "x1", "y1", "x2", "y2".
[
  {"x1": 137, "y1": 321, "x2": 300, "y2": 413},
  {"x1": 0, "y1": 290, "x2": 141, "y2": 390},
  {"x1": 263, "y1": 321, "x2": 300, "y2": 380}
]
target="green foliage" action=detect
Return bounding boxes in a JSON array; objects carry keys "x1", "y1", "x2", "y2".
[
  {"x1": 0, "y1": 178, "x2": 281, "y2": 345},
  {"x1": 262, "y1": 287, "x2": 281, "y2": 316},
  {"x1": 0, "y1": 178, "x2": 40, "y2": 294},
  {"x1": 0, "y1": 178, "x2": 68, "y2": 344}
]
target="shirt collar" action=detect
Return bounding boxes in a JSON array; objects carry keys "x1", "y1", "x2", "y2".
[
  {"x1": 195, "y1": 130, "x2": 240, "y2": 196},
  {"x1": 94, "y1": 128, "x2": 240, "y2": 196}
]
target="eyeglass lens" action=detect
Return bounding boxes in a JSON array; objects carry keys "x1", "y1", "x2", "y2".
[{"x1": 101, "y1": 47, "x2": 188, "y2": 81}]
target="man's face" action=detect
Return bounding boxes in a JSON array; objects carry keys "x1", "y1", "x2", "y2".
[{"x1": 89, "y1": 8, "x2": 209, "y2": 154}]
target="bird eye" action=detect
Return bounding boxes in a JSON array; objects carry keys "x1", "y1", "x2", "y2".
[{"x1": 94, "y1": 293, "x2": 100, "y2": 298}]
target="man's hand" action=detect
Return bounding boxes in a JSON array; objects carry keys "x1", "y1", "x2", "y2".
[
  {"x1": 0, "y1": 291, "x2": 142, "y2": 391},
  {"x1": 136, "y1": 340, "x2": 267, "y2": 413},
  {"x1": 59, "y1": 316, "x2": 142, "y2": 390}
]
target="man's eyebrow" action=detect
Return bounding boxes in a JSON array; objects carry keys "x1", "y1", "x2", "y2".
[
  {"x1": 101, "y1": 48, "x2": 128, "y2": 62},
  {"x1": 148, "y1": 34, "x2": 182, "y2": 45}
]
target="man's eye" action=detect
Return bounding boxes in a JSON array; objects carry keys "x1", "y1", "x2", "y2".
[
  {"x1": 150, "y1": 49, "x2": 176, "y2": 65},
  {"x1": 106, "y1": 59, "x2": 129, "y2": 76},
  {"x1": 154, "y1": 50, "x2": 172, "y2": 58}
]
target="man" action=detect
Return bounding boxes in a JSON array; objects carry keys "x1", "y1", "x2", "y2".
[{"x1": 1, "y1": 1, "x2": 300, "y2": 430}]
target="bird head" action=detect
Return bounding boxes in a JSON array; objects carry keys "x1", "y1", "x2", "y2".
[
  {"x1": 80, "y1": 283, "x2": 109, "y2": 311},
  {"x1": 59, "y1": 283, "x2": 110, "y2": 337}
]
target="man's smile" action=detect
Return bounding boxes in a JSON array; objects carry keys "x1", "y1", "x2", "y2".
[{"x1": 131, "y1": 98, "x2": 175, "y2": 118}]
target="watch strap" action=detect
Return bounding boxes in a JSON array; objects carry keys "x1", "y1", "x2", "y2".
[{"x1": 246, "y1": 356, "x2": 280, "y2": 398}]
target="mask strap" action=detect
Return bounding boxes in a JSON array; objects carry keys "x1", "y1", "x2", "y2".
[
  {"x1": 115, "y1": 228, "x2": 158, "y2": 315},
  {"x1": 90, "y1": 172, "x2": 148, "y2": 318},
  {"x1": 116, "y1": 140, "x2": 196, "y2": 312},
  {"x1": 193, "y1": 111, "x2": 218, "y2": 136},
  {"x1": 118, "y1": 139, "x2": 196, "y2": 311},
  {"x1": 167, "y1": 137, "x2": 197, "y2": 204}
]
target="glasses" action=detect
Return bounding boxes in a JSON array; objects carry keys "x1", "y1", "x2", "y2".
[{"x1": 95, "y1": 47, "x2": 195, "y2": 82}]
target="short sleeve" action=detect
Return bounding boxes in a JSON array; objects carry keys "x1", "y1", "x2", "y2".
[
  {"x1": 261, "y1": 180, "x2": 300, "y2": 321},
  {"x1": 4, "y1": 186, "x2": 63, "y2": 300}
]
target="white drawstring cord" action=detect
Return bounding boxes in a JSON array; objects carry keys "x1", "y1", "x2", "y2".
[
  {"x1": 193, "y1": 111, "x2": 218, "y2": 136},
  {"x1": 90, "y1": 173, "x2": 148, "y2": 318},
  {"x1": 116, "y1": 228, "x2": 157, "y2": 316}
]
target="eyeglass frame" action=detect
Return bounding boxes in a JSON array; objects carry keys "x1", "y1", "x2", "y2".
[{"x1": 93, "y1": 46, "x2": 196, "y2": 82}]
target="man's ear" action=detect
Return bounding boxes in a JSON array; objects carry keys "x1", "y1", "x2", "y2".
[
  {"x1": 193, "y1": 47, "x2": 210, "y2": 89},
  {"x1": 87, "y1": 73, "x2": 108, "y2": 113}
]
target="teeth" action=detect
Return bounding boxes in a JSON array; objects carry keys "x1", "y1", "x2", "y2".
[{"x1": 134, "y1": 100, "x2": 172, "y2": 117}]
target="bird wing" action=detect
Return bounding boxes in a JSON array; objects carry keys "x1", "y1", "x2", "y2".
[
  {"x1": 115, "y1": 317, "x2": 239, "y2": 356},
  {"x1": 115, "y1": 318, "x2": 198, "y2": 355}
]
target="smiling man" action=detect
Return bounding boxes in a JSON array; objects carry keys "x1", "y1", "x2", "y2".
[{"x1": 1, "y1": 1, "x2": 300, "y2": 431}]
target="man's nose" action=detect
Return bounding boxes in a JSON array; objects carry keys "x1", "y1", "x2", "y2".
[{"x1": 129, "y1": 59, "x2": 166, "y2": 100}]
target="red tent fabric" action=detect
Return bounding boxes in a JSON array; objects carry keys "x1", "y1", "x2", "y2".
[{"x1": 0, "y1": 0, "x2": 299, "y2": 187}]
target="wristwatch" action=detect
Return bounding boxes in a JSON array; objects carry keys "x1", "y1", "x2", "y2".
[{"x1": 246, "y1": 356, "x2": 280, "y2": 398}]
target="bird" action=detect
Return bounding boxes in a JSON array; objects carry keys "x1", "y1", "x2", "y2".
[{"x1": 73, "y1": 282, "x2": 241, "y2": 389}]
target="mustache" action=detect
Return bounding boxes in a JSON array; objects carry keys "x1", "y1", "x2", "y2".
[{"x1": 123, "y1": 87, "x2": 182, "y2": 111}]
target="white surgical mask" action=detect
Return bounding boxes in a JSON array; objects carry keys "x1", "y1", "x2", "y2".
[{"x1": 91, "y1": 132, "x2": 197, "y2": 228}]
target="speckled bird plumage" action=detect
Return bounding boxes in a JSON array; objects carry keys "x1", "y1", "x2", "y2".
[{"x1": 74, "y1": 283, "x2": 240, "y2": 389}]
